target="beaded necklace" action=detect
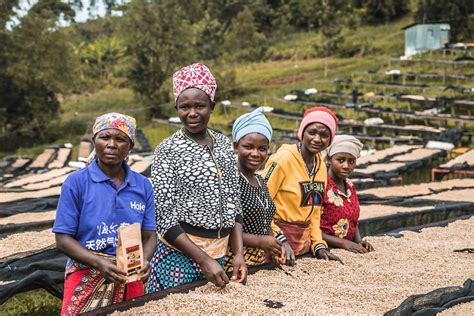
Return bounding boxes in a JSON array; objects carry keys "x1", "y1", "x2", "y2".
[
  {"x1": 297, "y1": 142, "x2": 320, "y2": 178},
  {"x1": 297, "y1": 142, "x2": 322, "y2": 221}
]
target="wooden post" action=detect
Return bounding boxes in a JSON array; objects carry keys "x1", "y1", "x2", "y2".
[
  {"x1": 324, "y1": 59, "x2": 328, "y2": 78},
  {"x1": 443, "y1": 63, "x2": 446, "y2": 85}
]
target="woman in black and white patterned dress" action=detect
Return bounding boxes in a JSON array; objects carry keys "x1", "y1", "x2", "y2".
[
  {"x1": 226, "y1": 107, "x2": 295, "y2": 268},
  {"x1": 146, "y1": 63, "x2": 247, "y2": 293}
]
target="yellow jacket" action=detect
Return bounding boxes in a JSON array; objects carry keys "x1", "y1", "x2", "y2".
[{"x1": 263, "y1": 144, "x2": 328, "y2": 254}]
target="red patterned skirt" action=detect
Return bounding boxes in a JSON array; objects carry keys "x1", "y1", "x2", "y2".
[{"x1": 60, "y1": 256, "x2": 143, "y2": 315}]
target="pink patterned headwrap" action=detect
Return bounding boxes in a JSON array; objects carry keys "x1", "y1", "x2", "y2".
[{"x1": 173, "y1": 63, "x2": 217, "y2": 103}]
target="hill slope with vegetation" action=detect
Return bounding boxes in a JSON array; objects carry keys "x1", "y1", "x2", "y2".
[{"x1": 1, "y1": 0, "x2": 473, "y2": 158}]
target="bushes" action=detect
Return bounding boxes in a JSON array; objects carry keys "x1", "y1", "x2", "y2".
[{"x1": 0, "y1": 119, "x2": 88, "y2": 152}]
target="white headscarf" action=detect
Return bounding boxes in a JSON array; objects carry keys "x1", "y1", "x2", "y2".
[{"x1": 327, "y1": 135, "x2": 363, "y2": 158}]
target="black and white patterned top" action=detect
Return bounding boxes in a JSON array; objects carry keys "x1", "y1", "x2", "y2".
[
  {"x1": 240, "y1": 174, "x2": 275, "y2": 235},
  {"x1": 151, "y1": 129, "x2": 242, "y2": 243},
  {"x1": 240, "y1": 174, "x2": 286, "y2": 243}
]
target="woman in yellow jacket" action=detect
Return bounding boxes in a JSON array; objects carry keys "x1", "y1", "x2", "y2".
[{"x1": 263, "y1": 107, "x2": 342, "y2": 263}]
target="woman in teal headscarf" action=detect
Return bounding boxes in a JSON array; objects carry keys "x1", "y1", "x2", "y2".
[{"x1": 226, "y1": 108, "x2": 295, "y2": 268}]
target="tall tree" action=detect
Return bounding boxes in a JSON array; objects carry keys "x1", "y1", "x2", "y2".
[
  {"x1": 365, "y1": 0, "x2": 410, "y2": 24},
  {"x1": 224, "y1": 6, "x2": 268, "y2": 62},
  {"x1": 415, "y1": 0, "x2": 473, "y2": 41},
  {"x1": 0, "y1": 0, "x2": 77, "y2": 149},
  {"x1": 193, "y1": 11, "x2": 225, "y2": 61},
  {"x1": 120, "y1": 0, "x2": 195, "y2": 115},
  {"x1": 310, "y1": 0, "x2": 353, "y2": 56}
]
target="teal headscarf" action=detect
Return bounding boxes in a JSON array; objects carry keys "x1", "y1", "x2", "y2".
[{"x1": 232, "y1": 107, "x2": 272, "y2": 143}]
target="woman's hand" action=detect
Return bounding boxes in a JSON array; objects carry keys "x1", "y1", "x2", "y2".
[
  {"x1": 281, "y1": 242, "x2": 295, "y2": 266},
  {"x1": 139, "y1": 259, "x2": 151, "y2": 282},
  {"x1": 95, "y1": 257, "x2": 128, "y2": 284},
  {"x1": 343, "y1": 239, "x2": 369, "y2": 254},
  {"x1": 231, "y1": 254, "x2": 247, "y2": 284},
  {"x1": 258, "y1": 235, "x2": 282, "y2": 258},
  {"x1": 200, "y1": 257, "x2": 229, "y2": 288},
  {"x1": 316, "y1": 248, "x2": 344, "y2": 265},
  {"x1": 359, "y1": 240, "x2": 374, "y2": 252}
]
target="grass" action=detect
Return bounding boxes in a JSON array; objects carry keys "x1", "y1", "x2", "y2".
[
  {"x1": 141, "y1": 122, "x2": 179, "y2": 150},
  {"x1": 60, "y1": 87, "x2": 137, "y2": 121},
  {"x1": 1, "y1": 289, "x2": 62, "y2": 315}
]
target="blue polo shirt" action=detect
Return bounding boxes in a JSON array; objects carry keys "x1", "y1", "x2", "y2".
[{"x1": 53, "y1": 160, "x2": 157, "y2": 256}]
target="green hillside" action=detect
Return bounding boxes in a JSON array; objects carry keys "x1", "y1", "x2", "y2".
[{"x1": 2, "y1": 0, "x2": 473, "y2": 159}]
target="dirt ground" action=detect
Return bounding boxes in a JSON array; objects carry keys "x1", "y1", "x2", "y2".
[{"x1": 117, "y1": 217, "x2": 474, "y2": 315}]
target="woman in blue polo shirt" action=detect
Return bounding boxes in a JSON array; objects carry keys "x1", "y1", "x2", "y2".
[{"x1": 53, "y1": 113, "x2": 157, "y2": 315}]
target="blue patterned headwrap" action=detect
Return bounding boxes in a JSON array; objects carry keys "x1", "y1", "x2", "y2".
[{"x1": 232, "y1": 108, "x2": 272, "y2": 143}]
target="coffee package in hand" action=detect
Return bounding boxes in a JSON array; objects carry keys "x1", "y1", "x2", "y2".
[{"x1": 116, "y1": 223, "x2": 143, "y2": 283}]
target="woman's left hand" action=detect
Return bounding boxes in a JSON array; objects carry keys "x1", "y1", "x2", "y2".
[
  {"x1": 231, "y1": 254, "x2": 247, "y2": 284},
  {"x1": 359, "y1": 240, "x2": 375, "y2": 252},
  {"x1": 139, "y1": 259, "x2": 151, "y2": 282},
  {"x1": 316, "y1": 248, "x2": 344, "y2": 265}
]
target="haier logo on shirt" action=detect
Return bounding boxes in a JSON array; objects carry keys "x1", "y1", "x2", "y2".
[{"x1": 130, "y1": 201, "x2": 145, "y2": 212}]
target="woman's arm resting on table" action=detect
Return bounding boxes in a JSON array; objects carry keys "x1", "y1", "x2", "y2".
[
  {"x1": 354, "y1": 226, "x2": 374, "y2": 252},
  {"x1": 323, "y1": 232, "x2": 368, "y2": 254},
  {"x1": 172, "y1": 232, "x2": 230, "y2": 288},
  {"x1": 229, "y1": 223, "x2": 247, "y2": 284}
]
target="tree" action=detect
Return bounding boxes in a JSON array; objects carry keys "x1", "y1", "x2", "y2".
[
  {"x1": 74, "y1": 36, "x2": 125, "y2": 84},
  {"x1": 365, "y1": 0, "x2": 410, "y2": 24},
  {"x1": 223, "y1": 7, "x2": 268, "y2": 62},
  {"x1": 310, "y1": 0, "x2": 353, "y2": 56},
  {"x1": 193, "y1": 11, "x2": 225, "y2": 61},
  {"x1": 415, "y1": 0, "x2": 473, "y2": 41},
  {"x1": 0, "y1": 0, "x2": 77, "y2": 150},
  {"x1": 120, "y1": 0, "x2": 196, "y2": 116}
]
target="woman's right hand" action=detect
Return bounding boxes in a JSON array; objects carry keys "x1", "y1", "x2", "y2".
[
  {"x1": 316, "y1": 248, "x2": 344, "y2": 265},
  {"x1": 95, "y1": 257, "x2": 127, "y2": 284},
  {"x1": 258, "y1": 235, "x2": 282, "y2": 258},
  {"x1": 200, "y1": 257, "x2": 229, "y2": 288}
]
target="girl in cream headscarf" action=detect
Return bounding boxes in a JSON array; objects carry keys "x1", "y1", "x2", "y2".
[{"x1": 320, "y1": 135, "x2": 374, "y2": 253}]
